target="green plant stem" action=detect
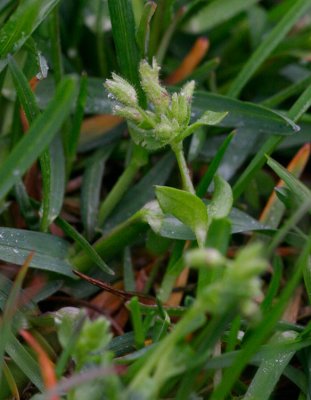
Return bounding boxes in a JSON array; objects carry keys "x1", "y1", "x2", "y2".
[
  {"x1": 72, "y1": 210, "x2": 148, "y2": 272},
  {"x1": 98, "y1": 146, "x2": 148, "y2": 226},
  {"x1": 172, "y1": 142, "x2": 195, "y2": 194}
]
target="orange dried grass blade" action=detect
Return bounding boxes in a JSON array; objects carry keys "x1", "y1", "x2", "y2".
[
  {"x1": 260, "y1": 143, "x2": 311, "y2": 225},
  {"x1": 20, "y1": 329, "x2": 59, "y2": 400},
  {"x1": 165, "y1": 37, "x2": 209, "y2": 85},
  {"x1": 19, "y1": 76, "x2": 40, "y2": 132},
  {"x1": 80, "y1": 115, "x2": 123, "y2": 144},
  {"x1": 166, "y1": 267, "x2": 189, "y2": 307}
]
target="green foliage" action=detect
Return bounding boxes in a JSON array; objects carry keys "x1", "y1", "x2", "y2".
[{"x1": 0, "y1": 0, "x2": 310, "y2": 399}]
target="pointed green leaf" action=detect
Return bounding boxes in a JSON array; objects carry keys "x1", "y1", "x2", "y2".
[
  {"x1": 155, "y1": 186, "x2": 208, "y2": 247},
  {"x1": 207, "y1": 176, "x2": 233, "y2": 220}
]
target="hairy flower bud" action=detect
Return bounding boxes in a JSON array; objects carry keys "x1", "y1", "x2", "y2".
[
  {"x1": 105, "y1": 73, "x2": 138, "y2": 107},
  {"x1": 139, "y1": 59, "x2": 170, "y2": 113},
  {"x1": 113, "y1": 105, "x2": 143, "y2": 123}
]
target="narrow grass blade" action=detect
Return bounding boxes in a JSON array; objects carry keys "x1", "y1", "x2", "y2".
[
  {"x1": 6, "y1": 334, "x2": 44, "y2": 391},
  {"x1": 66, "y1": 73, "x2": 88, "y2": 172},
  {"x1": 0, "y1": 0, "x2": 60, "y2": 71},
  {"x1": 8, "y1": 56, "x2": 40, "y2": 122},
  {"x1": 136, "y1": 1, "x2": 157, "y2": 58},
  {"x1": 72, "y1": 210, "x2": 149, "y2": 272},
  {"x1": 196, "y1": 132, "x2": 234, "y2": 197},
  {"x1": 227, "y1": 0, "x2": 311, "y2": 98},
  {"x1": 104, "y1": 153, "x2": 174, "y2": 230},
  {"x1": 8, "y1": 56, "x2": 66, "y2": 231},
  {"x1": 266, "y1": 156, "x2": 311, "y2": 208},
  {"x1": 128, "y1": 297, "x2": 145, "y2": 349},
  {"x1": 40, "y1": 136, "x2": 65, "y2": 231},
  {"x1": 81, "y1": 146, "x2": 113, "y2": 241},
  {"x1": 243, "y1": 331, "x2": 298, "y2": 400},
  {"x1": 260, "y1": 144, "x2": 310, "y2": 227},
  {"x1": 0, "y1": 77, "x2": 76, "y2": 201},
  {"x1": 56, "y1": 217, "x2": 114, "y2": 276},
  {"x1": 108, "y1": 0, "x2": 142, "y2": 100}
]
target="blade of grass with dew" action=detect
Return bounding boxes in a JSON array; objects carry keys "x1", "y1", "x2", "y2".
[
  {"x1": 8, "y1": 55, "x2": 66, "y2": 231},
  {"x1": 55, "y1": 217, "x2": 114, "y2": 276},
  {"x1": 227, "y1": 0, "x2": 311, "y2": 98},
  {"x1": 0, "y1": 227, "x2": 74, "y2": 277},
  {"x1": 243, "y1": 331, "x2": 298, "y2": 400},
  {"x1": 0, "y1": 0, "x2": 60, "y2": 72},
  {"x1": 210, "y1": 233, "x2": 311, "y2": 400},
  {"x1": 0, "y1": 76, "x2": 76, "y2": 201}
]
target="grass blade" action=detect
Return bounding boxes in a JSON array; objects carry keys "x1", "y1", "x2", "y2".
[
  {"x1": 56, "y1": 217, "x2": 114, "y2": 276},
  {"x1": 227, "y1": 0, "x2": 311, "y2": 98},
  {"x1": 0, "y1": 76, "x2": 76, "y2": 201},
  {"x1": 108, "y1": 0, "x2": 142, "y2": 100},
  {"x1": 0, "y1": 0, "x2": 60, "y2": 71}
]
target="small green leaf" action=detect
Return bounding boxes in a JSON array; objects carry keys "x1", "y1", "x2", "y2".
[
  {"x1": 197, "y1": 111, "x2": 229, "y2": 126},
  {"x1": 155, "y1": 186, "x2": 208, "y2": 247},
  {"x1": 178, "y1": 111, "x2": 228, "y2": 141},
  {"x1": 207, "y1": 175, "x2": 233, "y2": 220}
]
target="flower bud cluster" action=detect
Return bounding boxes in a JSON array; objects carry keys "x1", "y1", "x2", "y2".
[{"x1": 105, "y1": 58, "x2": 219, "y2": 151}]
